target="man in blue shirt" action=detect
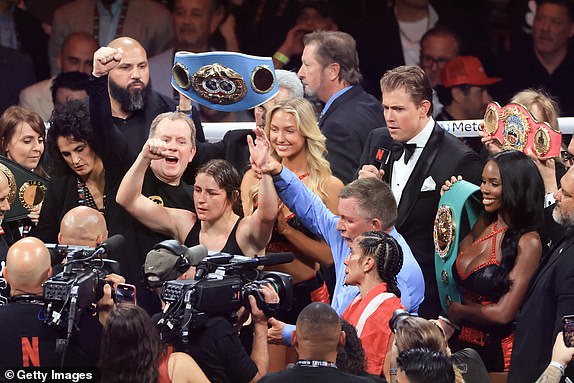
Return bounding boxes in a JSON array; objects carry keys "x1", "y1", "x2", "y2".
[
  {"x1": 247, "y1": 127, "x2": 424, "y2": 341},
  {"x1": 271, "y1": 164, "x2": 424, "y2": 317},
  {"x1": 250, "y1": 139, "x2": 425, "y2": 343}
]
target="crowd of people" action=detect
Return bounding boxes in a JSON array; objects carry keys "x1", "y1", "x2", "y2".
[{"x1": 1, "y1": 0, "x2": 574, "y2": 382}]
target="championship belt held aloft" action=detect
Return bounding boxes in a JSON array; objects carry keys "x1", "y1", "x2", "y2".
[
  {"x1": 171, "y1": 51, "x2": 279, "y2": 112},
  {"x1": 483, "y1": 102, "x2": 562, "y2": 159}
]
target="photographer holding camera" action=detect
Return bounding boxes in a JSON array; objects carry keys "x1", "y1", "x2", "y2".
[
  {"x1": 0, "y1": 237, "x2": 113, "y2": 368},
  {"x1": 54, "y1": 206, "x2": 126, "y2": 290},
  {"x1": 148, "y1": 248, "x2": 281, "y2": 383},
  {"x1": 183, "y1": 282, "x2": 277, "y2": 383}
]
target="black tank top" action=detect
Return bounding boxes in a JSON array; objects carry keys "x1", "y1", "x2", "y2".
[{"x1": 184, "y1": 218, "x2": 244, "y2": 255}]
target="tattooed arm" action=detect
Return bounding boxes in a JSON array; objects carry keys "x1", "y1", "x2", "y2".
[{"x1": 535, "y1": 332, "x2": 574, "y2": 383}]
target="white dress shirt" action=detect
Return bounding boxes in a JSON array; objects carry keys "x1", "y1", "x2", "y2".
[{"x1": 391, "y1": 117, "x2": 435, "y2": 204}]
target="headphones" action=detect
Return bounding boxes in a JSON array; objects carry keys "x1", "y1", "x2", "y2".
[{"x1": 153, "y1": 239, "x2": 192, "y2": 273}]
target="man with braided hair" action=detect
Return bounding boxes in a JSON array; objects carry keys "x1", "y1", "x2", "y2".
[{"x1": 341, "y1": 230, "x2": 404, "y2": 377}]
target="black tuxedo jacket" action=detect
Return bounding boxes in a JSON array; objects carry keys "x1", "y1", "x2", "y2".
[
  {"x1": 353, "y1": 5, "x2": 404, "y2": 99},
  {"x1": 319, "y1": 85, "x2": 384, "y2": 185},
  {"x1": 508, "y1": 228, "x2": 574, "y2": 382},
  {"x1": 359, "y1": 124, "x2": 482, "y2": 318}
]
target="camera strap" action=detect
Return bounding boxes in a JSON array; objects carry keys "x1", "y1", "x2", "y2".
[{"x1": 296, "y1": 360, "x2": 337, "y2": 369}]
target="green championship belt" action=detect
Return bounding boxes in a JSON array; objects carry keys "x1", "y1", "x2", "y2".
[
  {"x1": 0, "y1": 156, "x2": 48, "y2": 222},
  {"x1": 434, "y1": 180, "x2": 483, "y2": 315}
]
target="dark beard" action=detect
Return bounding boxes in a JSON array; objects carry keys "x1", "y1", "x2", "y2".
[{"x1": 109, "y1": 78, "x2": 148, "y2": 112}]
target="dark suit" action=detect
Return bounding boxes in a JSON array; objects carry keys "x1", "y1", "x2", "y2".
[
  {"x1": 359, "y1": 124, "x2": 482, "y2": 318},
  {"x1": 0, "y1": 47, "x2": 35, "y2": 115},
  {"x1": 508, "y1": 226, "x2": 574, "y2": 383},
  {"x1": 352, "y1": 4, "x2": 405, "y2": 99},
  {"x1": 320, "y1": 85, "x2": 384, "y2": 185}
]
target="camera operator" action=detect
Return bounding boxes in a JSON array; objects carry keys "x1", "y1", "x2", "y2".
[
  {"x1": 52, "y1": 206, "x2": 126, "y2": 295},
  {"x1": 185, "y1": 284, "x2": 275, "y2": 383},
  {"x1": 0, "y1": 237, "x2": 113, "y2": 368},
  {"x1": 150, "y1": 255, "x2": 278, "y2": 383}
]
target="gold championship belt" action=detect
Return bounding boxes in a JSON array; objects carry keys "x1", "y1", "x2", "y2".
[
  {"x1": 483, "y1": 102, "x2": 562, "y2": 159},
  {"x1": 0, "y1": 156, "x2": 48, "y2": 222},
  {"x1": 434, "y1": 180, "x2": 483, "y2": 315}
]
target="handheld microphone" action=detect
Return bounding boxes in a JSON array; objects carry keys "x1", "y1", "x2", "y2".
[{"x1": 372, "y1": 133, "x2": 394, "y2": 170}]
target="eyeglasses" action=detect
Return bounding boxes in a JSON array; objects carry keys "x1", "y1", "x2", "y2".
[{"x1": 420, "y1": 55, "x2": 452, "y2": 68}]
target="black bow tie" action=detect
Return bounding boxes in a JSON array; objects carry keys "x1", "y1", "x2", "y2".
[{"x1": 392, "y1": 142, "x2": 418, "y2": 164}]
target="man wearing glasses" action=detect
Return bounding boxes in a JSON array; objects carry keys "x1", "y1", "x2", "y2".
[{"x1": 419, "y1": 26, "x2": 461, "y2": 117}]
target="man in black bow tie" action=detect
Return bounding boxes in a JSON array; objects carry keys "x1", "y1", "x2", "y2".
[{"x1": 358, "y1": 65, "x2": 481, "y2": 319}]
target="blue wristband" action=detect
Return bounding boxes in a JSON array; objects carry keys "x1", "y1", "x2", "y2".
[{"x1": 282, "y1": 324, "x2": 295, "y2": 346}]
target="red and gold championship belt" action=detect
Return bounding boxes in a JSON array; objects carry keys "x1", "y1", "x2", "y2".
[{"x1": 483, "y1": 102, "x2": 562, "y2": 159}]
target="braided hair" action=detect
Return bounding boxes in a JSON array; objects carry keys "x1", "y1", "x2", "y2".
[{"x1": 356, "y1": 231, "x2": 403, "y2": 297}]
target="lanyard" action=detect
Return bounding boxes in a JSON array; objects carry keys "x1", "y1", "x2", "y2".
[{"x1": 296, "y1": 360, "x2": 337, "y2": 368}]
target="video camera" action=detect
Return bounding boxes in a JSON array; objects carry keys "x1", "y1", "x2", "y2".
[
  {"x1": 155, "y1": 248, "x2": 294, "y2": 343},
  {"x1": 42, "y1": 235, "x2": 124, "y2": 335}
]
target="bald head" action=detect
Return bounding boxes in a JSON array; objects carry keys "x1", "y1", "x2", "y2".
[
  {"x1": 108, "y1": 36, "x2": 146, "y2": 53},
  {"x1": 294, "y1": 303, "x2": 343, "y2": 358},
  {"x1": 4, "y1": 237, "x2": 51, "y2": 295},
  {"x1": 58, "y1": 32, "x2": 99, "y2": 74},
  {"x1": 107, "y1": 37, "x2": 150, "y2": 114},
  {"x1": 59, "y1": 206, "x2": 108, "y2": 247}
]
